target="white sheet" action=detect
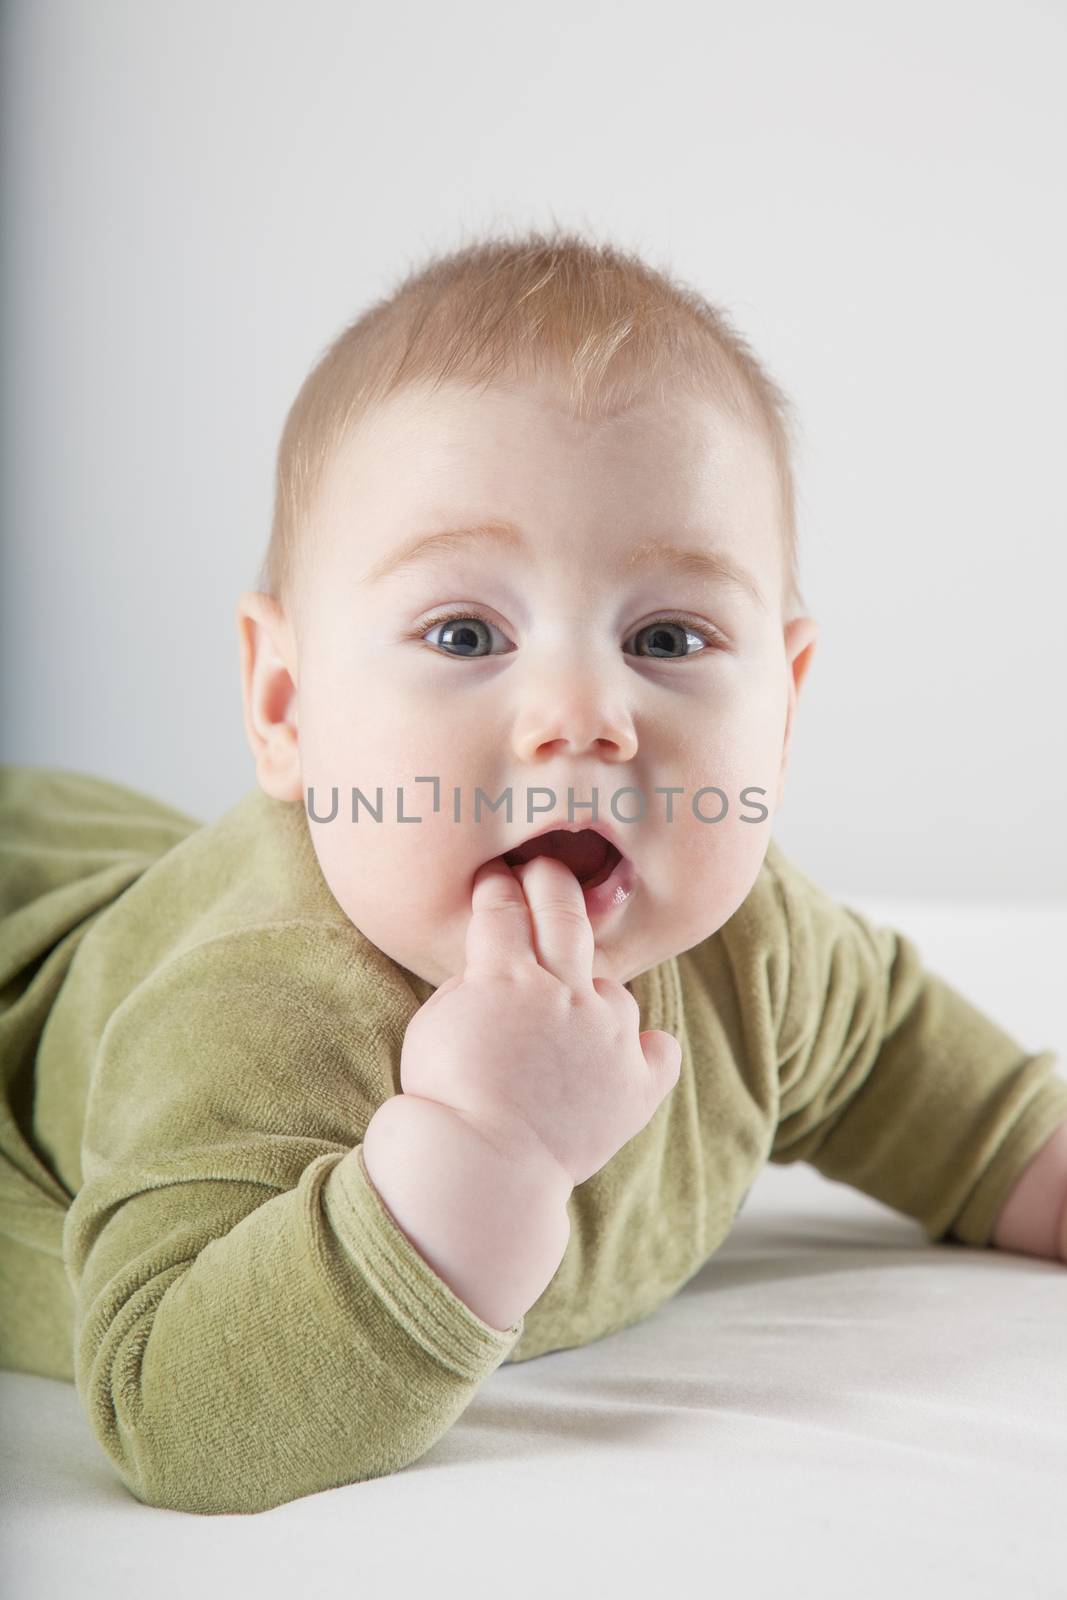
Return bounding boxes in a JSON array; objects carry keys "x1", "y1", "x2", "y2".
[{"x1": 3, "y1": 900, "x2": 1065, "y2": 1600}]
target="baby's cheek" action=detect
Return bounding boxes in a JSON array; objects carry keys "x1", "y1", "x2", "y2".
[{"x1": 675, "y1": 822, "x2": 765, "y2": 931}]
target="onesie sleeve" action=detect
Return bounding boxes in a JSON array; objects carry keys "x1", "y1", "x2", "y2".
[
  {"x1": 63, "y1": 927, "x2": 523, "y2": 1516},
  {"x1": 765, "y1": 852, "x2": 1067, "y2": 1249}
]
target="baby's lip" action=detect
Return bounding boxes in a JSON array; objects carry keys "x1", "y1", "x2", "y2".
[{"x1": 499, "y1": 817, "x2": 632, "y2": 866}]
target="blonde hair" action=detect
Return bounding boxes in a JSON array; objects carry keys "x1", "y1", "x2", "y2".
[{"x1": 257, "y1": 224, "x2": 806, "y2": 622}]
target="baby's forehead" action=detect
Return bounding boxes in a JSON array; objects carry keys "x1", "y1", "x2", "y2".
[
  {"x1": 307, "y1": 377, "x2": 784, "y2": 603},
  {"x1": 334, "y1": 379, "x2": 776, "y2": 512}
]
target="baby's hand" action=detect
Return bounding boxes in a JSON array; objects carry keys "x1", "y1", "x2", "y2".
[{"x1": 399, "y1": 855, "x2": 682, "y2": 1188}]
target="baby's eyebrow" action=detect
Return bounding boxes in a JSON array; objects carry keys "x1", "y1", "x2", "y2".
[{"x1": 359, "y1": 518, "x2": 765, "y2": 609}]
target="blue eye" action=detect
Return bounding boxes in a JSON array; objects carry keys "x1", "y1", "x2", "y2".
[
  {"x1": 625, "y1": 620, "x2": 710, "y2": 659},
  {"x1": 422, "y1": 613, "x2": 511, "y2": 658}
]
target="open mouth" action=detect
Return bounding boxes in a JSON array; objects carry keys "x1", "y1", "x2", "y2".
[
  {"x1": 503, "y1": 828, "x2": 621, "y2": 887},
  {"x1": 501, "y1": 828, "x2": 637, "y2": 916}
]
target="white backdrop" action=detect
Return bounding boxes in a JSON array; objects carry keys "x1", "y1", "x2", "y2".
[{"x1": 2, "y1": 0, "x2": 1064, "y2": 898}]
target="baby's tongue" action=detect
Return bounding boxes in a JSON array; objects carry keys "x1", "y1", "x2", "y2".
[{"x1": 506, "y1": 828, "x2": 610, "y2": 882}]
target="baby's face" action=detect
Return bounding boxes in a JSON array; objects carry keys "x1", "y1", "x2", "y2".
[{"x1": 244, "y1": 372, "x2": 817, "y2": 989}]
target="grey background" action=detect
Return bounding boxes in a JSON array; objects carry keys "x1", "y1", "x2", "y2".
[{"x1": 2, "y1": 0, "x2": 1064, "y2": 898}]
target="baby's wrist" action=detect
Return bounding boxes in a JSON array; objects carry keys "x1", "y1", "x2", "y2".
[
  {"x1": 362, "y1": 1092, "x2": 574, "y2": 1330},
  {"x1": 433, "y1": 1097, "x2": 576, "y2": 1200}
]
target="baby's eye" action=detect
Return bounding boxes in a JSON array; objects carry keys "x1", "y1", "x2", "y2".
[
  {"x1": 421, "y1": 613, "x2": 512, "y2": 658},
  {"x1": 624, "y1": 619, "x2": 715, "y2": 659}
]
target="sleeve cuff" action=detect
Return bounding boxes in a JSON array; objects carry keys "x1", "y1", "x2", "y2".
[
  {"x1": 948, "y1": 1064, "x2": 1067, "y2": 1248},
  {"x1": 321, "y1": 1145, "x2": 525, "y2": 1380}
]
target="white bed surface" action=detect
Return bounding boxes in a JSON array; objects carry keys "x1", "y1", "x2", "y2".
[{"x1": 3, "y1": 901, "x2": 1065, "y2": 1600}]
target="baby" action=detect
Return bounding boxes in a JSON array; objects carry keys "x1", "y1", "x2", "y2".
[{"x1": 2, "y1": 228, "x2": 1066, "y2": 1518}]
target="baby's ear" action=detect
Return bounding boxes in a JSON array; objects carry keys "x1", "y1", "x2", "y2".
[
  {"x1": 234, "y1": 590, "x2": 302, "y2": 802},
  {"x1": 786, "y1": 616, "x2": 819, "y2": 700},
  {"x1": 775, "y1": 616, "x2": 819, "y2": 807}
]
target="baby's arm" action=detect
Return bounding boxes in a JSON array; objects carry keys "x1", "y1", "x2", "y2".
[
  {"x1": 989, "y1": 1117, "x2": 1067, "y2": 1260},
  {"x1": 763, "y1": 849, "x2": 1067, "y2": 1249},
  {"x1": 64, "y1": 934, "x2": 543, "y2": 1516}
]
